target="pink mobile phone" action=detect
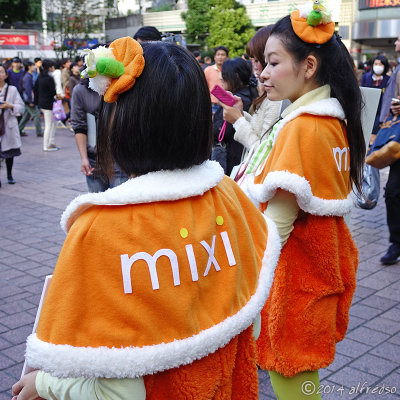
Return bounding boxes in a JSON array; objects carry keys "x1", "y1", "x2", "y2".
[{"x1": 211, "y1": 84, "x2": 237, "y2": 107}]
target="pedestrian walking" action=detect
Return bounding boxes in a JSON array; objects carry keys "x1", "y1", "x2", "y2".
[
  {"x1": 12, "y1": 37, "x2": 279, "y2": 400},
  {"x1": 0, "y1": 64, "x2": 24, "y2": 187},
  {"x1": 6, "y1": 57, "x2": 23, "y2": 94},
  {"x1": 18, "y1": 61, "x2": 43, "y2": 137},
  {"x1": 361, "y1": 55, "x2": 390, "y2": 143},
  {"x1": 34, "y1": 59, "x2": 59, "y2": 151},
  {"x1": 378, "y1": 34, "x2": 400, "y2": 265},
  {"x1": 32, "y1": 57, "x2": 41, "y2": 84},
  {"x1": 68, "y1": 62, "x2": 81, "y2": 101},
  {"x1": 204, "y1": 46, "x2": 229, "y2": 113},
  {"x1": 212, "y1": 57, "x2": 258, "y2": 175},
  {"x1": 71, "y1": 77, "x2": 127, "y2": 192},
  {"x1": 243, "y1": 3, "x2": 365, "y2": 399}
]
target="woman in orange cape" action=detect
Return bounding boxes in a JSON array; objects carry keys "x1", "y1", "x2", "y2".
[{"x1": 12, "y1": 39, "x2": 281, "y2": 400}]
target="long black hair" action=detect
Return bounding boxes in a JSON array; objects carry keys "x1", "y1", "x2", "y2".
[
  {"x1": 97, "y1": 42, "x2": 212, "y2": 177},
  {"x1": 271, "y1": 16, "x2": 365, "y2": 192},
  {"x1": 221, "y1": 57, "x2": 252, "y2": 93},
  {"x1": 40, "y1": 59, "x2": 55, "y2": 76}
]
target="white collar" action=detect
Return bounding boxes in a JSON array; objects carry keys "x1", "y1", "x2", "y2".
[{"x1": 61, "y1": 161, "x2": 224, "y2": 233}]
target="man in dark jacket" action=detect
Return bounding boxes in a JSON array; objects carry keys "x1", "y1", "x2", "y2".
[
  {"x1": 18, "y1": 62, "x2": 43, "y2": 137},
  {"x1": 71, "y1": 78, "x2": 127, "y2": 192}
]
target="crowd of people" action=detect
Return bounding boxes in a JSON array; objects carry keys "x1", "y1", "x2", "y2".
[{"x1": 2, "y1": 2, "x2": 400, "y2": 399}]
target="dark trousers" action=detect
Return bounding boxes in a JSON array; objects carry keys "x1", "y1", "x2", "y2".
[{"x1": 385, "y1": 160, "x2": 400, "y2": 245}]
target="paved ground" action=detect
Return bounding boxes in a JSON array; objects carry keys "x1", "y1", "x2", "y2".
[{"x1": 0, "y1": 121, "x2": 399, "y2": 399}]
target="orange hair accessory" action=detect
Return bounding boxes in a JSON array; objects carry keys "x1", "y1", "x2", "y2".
[
  {"x1": 291, "y1": 9, "x2": 335, "y2": 45},
  {"x1": 104, "y1": 36, "x2": 145, "y2": 103}
]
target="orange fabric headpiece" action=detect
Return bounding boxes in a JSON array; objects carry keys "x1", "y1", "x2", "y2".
[
  {"x1": 291, "y1": 9, "x2": 335, "y2": 45},
  {"x1": 104, "y1": 37, "x2": 145, "y2": 103}
]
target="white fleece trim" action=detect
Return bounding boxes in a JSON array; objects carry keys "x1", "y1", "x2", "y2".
[
  {"x1": 25, "y1": 216, "x2": 281, "y2": 379},
  {"x1": 272, "y1": 98, "x2": 345, "y2": 147},
  {"x1": 248, "y1": 170, "x2": 353, "y2": 216},
  {"x1": 60, "y1": 161, "x2": 224, "y2": 234}
]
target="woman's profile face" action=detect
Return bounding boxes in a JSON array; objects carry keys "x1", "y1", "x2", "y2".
[
  {"x1": 252, "y1": 57, "x2": 264, "y2": 81},
  {"x1": 0, "y1": 66, "x2": 7, "y2": 82},
  {"x1": 221, "y1": 76, "x2": 230, "y2": 91}
]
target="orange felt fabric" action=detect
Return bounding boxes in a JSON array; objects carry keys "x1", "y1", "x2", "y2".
[
  {"x1": 144, "y1": 325, "x2": 258, "y2": 400},
  {"x1": 254, "y1": 113, "x2": 358, "y2": 376},
  {"x1": 36, "y1": 177, "x2": 268, "y2": 350},
  {"x1": 291, "y1": 10, "x2": 335, "y2": 45},
  {"x1": 104, "y1": 36, "x2": 145, "y2": 103},
  {"x1": 254, "y1": 114, "x2": 351, "y2": 203},
  {"x1": 257, "y1": 215, "x2": 358, "y2": 376}
]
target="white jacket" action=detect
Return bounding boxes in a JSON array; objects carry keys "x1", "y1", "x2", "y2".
[{"x1": 0, "y1": 84, "x2": 24, "y2": 152}]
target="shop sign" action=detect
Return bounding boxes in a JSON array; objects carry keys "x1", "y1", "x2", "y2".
[
  {"x1": 0, "y1": 34, "x2": 29, "y2": 46},
  {"x1": 359, "y1": 0, "x2": 400, "y2": 9}
]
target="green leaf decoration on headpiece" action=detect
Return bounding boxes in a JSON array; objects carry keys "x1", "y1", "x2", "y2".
[{"x1": 96, "y1": 58, "x2": 125, "y2": 78}]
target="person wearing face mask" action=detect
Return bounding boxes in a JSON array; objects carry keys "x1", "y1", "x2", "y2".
[{"x1": 360, "y1": 55, "x2": 390, "y2": 144}]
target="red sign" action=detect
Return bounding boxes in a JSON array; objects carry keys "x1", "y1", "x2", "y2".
[
  {"x1": 0, "y1": 34, "x2": 29, "y2": 46},
  {"x1": 359, "y1": 0, "x2": 400, "y2": 8}
]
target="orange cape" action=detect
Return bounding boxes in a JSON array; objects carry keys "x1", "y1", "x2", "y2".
[
  {"x1": 25, "y1": 161, "x2": 281, "y2": 379},
  {"x1": 248, "y1": 99, "x2": 358, "y2": 376}
]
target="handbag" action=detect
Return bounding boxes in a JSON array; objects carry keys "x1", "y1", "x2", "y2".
[
  {"x1": 356, "y1": 164, "x2": 380, "y2": 210},
  {"x1": 211, "y1": 121, "x2": 228, "y2": 173},
  {"x1": 366, "y1": 115, "x2": 400, "y2": 169},
  {"x1": 52, "y1": 99, "x2": 66, "y2": 121},
  {"x1": 0, "y1": 84, "x2": 9, "y2": 136}
]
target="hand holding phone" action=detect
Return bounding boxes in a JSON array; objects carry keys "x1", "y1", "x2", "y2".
[{"x1": 211, "y1": 84, "x2": 237, "y2": 107}]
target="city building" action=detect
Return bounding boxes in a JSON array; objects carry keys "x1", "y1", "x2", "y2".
[{"x1": 353, "y1": 0, "x2": 400, "y2": 62}]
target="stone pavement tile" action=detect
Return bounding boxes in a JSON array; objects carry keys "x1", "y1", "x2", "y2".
[
  {"x1": 380, "y1": 372, "x2": 400, "y2": 395},
  {"x1": 1, "y1": 243, "x2": 28, "y2": 253},
  {"x1": 0, "y1": 370, "x2": 15, "y2": 393},
  {"x1": 2, "y1": 292, "x2": 33, "y2": 304},
  {"x1": 336, "y1": 339, "x2": 371, "y2": 358},
  {"x1": 25, "y1": 266, "x2": 54, "y2": 278},
  {"x1": 389, "y1": 332, "x2": 400, "y2": 346},
  {"x1": 370, "y1": 342, "x2": 400, "y2": 363},
  {"x1": 5, "y1": 362, "x2": 24, "y2": 380},
  {"x1": 319, "y1": 368, "x2": 333, "y2": 380},
  {"x1": 355, "y1": 285, "x2": 376, "y2": 299},
  {"x1": 0, "y1": 300, "x2": 36, "y2": 315},
  {"x1": 366, "y1": 316, "x2": 400, "y2": 335},
  {"x1": 318, "y1": 380, "x2": 359, "y2": 399},
  {"x1": 350, "y1": 354, "x2": 398, "y2": 377},
  {"x1": 358, "y1": 270, "x2": 400, "y2": 290},
  {"x1": 381, "y1": 307, "x2": 400, "y2": 321},
  {"x1": 0, "y1": 269, "x2": 24, "y2": 280},
  {"x1": 360, "y1": 295, "x2": 399, "y2": 311},
  {"x1": 374, "y1": 283, "x2": 400, "y2": 302},
  {"x1": 12, "y1": 260, "x2": 41, "y2": 271},
  {"x1": 0, "y1": 326, "x2": 32, "y2": 345},
  {"x1": 349, "y1": 303, "x2": 383, "y2": 319},
  {"x1": 0, "y1": 312, "x2": 35, "y2": 330},
  {"x1": 328, "y1": 367, "x2": 380, "y2": 389},
  {"x1": 0, "y1": 283, "x2": 23, "y2": 298},
  {"x1": 0, "y1": 337, "x2": 12, "y2": 351},
  {"x1": 12, "y1": 274, "x2": 42, "y2": 288},
  {"x1": 258, "y1": 370, "x2": 276, "y2": 399},
  {"x1": 0, "y1": 354, "x2": 15, "y2": 370},
  {"x1": 0, "y1": 253, "x2": 20, "y2": 263},
  {"x1": 26, "y1": 252, "x2": 56, "y2": 262},
  {"x1": 1, "y1": 344, "x2": 25, "y2": 363},
  {"x1": 347, "y1": 327, "x2": 390, "y2": 346},
  {"x1": 24, "y1": 281, "x2": 48, "y2": 295},
  {"x1": 347, "y1": 315, "x2": 367, "y2": 331},
  {"x1": 327, "y1": 353, "x2": 353, "y2": 371},
  {"x1": 16, "y1": 247, "x2": 43, "y2": 258}
]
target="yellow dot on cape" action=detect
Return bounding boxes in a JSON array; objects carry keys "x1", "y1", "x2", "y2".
[
  {"x1": 180, "y1": 228, "x2": 189, "y2": 238},
  {"x1": 216, "y1": 216, "x2": 224, "y2": 226}
]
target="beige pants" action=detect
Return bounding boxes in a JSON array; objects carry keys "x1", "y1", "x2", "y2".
[{"x1": 41, "y1": 109, "x2": 56, "y2": 150}]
